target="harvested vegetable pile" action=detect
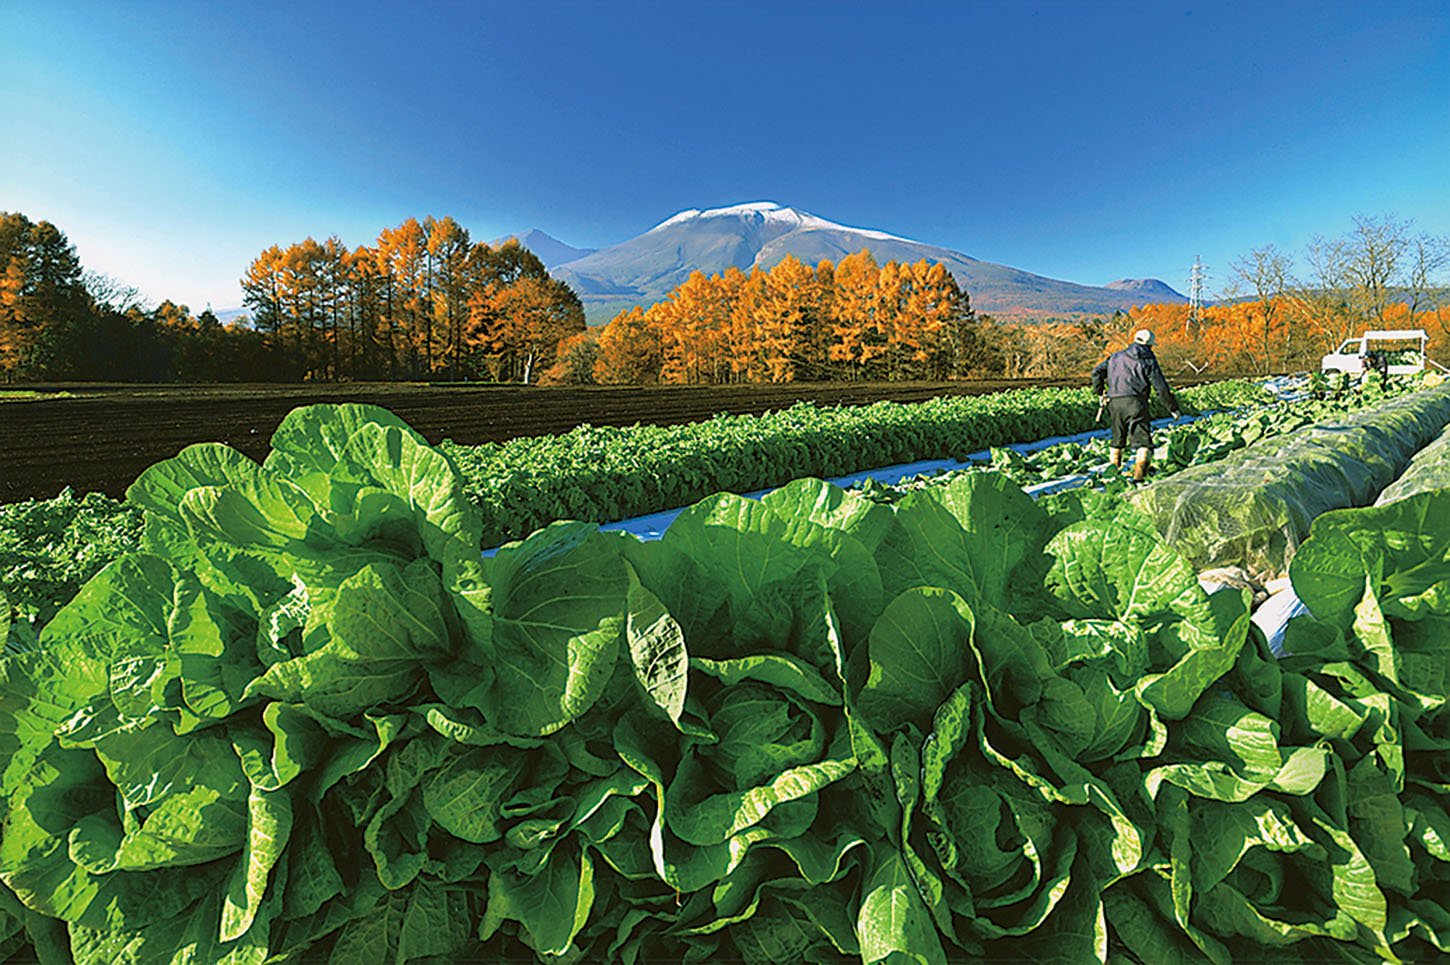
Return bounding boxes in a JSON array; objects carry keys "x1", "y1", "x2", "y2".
[{"x1": 1, "y1": 403, "x2": 1446, "y2": 963}]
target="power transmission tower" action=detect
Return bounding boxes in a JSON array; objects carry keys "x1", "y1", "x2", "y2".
[{"x1": 1186, "y1": 256, "x2": 1206, "y2": 336}]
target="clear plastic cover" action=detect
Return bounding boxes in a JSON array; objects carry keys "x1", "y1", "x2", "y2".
[
  {"x1": 1375, "y1": 421, "x2": 1450, "y2": 506},
  {"x1": 1128, "y1": 385, "x2": 1450, "y2": 581}
]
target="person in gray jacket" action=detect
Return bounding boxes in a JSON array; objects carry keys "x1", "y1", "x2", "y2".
[{"x1": 1090, "y1": 329, "x2": 1181, "y2": 482}]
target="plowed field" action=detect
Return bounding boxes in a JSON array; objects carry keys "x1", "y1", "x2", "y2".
[{"x1": 3, "y1": 378, "x2": 1105, "y2": 501}]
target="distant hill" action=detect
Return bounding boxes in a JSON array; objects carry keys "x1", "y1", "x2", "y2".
[
  {"x1": 1104, "y1": 278, "x2": 1187, "y2": 302},
  {"x1": 491, "y1": 229, "x2": 596, "y2": 270},
  {"x1": 528, "y1": 202, "x2": 1185, "y2": 324},
  {"x1": 212, "y1": 307, "x2": 251, "y2": 325}
]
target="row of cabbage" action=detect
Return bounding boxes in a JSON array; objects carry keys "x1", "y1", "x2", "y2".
[
  {"x1": 0, "y1": 492, "x2": 144, "y2": 643},
  {"x1": 2, "y1": 402, "x2": 1446, "y2": 964},
  {"x1": 882, "y1": 380, "x2": 1450, "y2": 586},
  {"x1": 439, "y1": 379, "x2": 1263, "y2": 546},
  {"x1": 0, "y1": 380, "x2": 1262, "y2": 637}
]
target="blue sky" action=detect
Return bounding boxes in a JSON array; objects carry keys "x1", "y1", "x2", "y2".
[{"x1": 4, "y1": 0, "x2": 1448, "y2": 311}]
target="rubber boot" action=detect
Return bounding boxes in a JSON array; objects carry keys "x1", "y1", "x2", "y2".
[
  {"x1": 1109, "y1": 447, "x2": 1124, "y2": 472},
  {"x1": 1132, "y1": 456, "x2": 1150, "y2": 483}
]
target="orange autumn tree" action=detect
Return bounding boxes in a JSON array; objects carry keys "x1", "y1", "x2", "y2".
[
  {"x1": 827, "y1": 250, "x2": 884, "y2": 379},
  {"x1": 0, "y1": 252, "x2": 31, "y2": 375},
  {"x1": 465, "y1": 272, "x2": 584, "y2": 383},
  {"x1": 240, "y1": 220, "x2": 584, "y2": 383},
  {"x1": 344, "y1": 243, "x2": 391, "y2": 379},
  {"x1": 425, "y1": 216, "x2": 474, "y2": 380},
  {"x1": 1120, "y1": 302, "x2": 1272, "y2": 376},
  {"x1": 752, "y1": 255, "x2": 822, "y2": 382},
  {"x1": 890, "y1": 259, "x2": 969, "y2": 379},
  {"x1": 597, "y1": 248, "x2": 980, "y2": 384},
  {"x1": 594, "y1": 306, "x2": 662, "y2": 384},
  {"x1": 655, "y1": 269, "x2": 739, "y2": 384},
  {"x1": 540, "y1": 329, "x2": 599, "y2": 385},
  {"x1": 377, "y1": 218, "x2": 428, "y2": 377},
  {"x1": 0, "y1": 212, "x2": 91, "y2": 379}
]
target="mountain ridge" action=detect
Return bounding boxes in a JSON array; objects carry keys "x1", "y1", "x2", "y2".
[
  {"x1": 490, "y1": 228, "x2": 596, "y2": 269},
  {"x1": 513, "y1": 203, "x2": 1187, "y2": 323}
]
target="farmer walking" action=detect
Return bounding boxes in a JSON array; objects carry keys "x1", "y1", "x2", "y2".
[{"x1": 1091, "y1": 329, "x2": 1181, "y2": 483}]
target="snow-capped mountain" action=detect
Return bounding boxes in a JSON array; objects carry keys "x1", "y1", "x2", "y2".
[
  {"x1": 518, "y1": 202, "x2": 1185, "y2": 323},
  {"x1": 645, "y1": 201, "x2": 918, "y2": 244}
]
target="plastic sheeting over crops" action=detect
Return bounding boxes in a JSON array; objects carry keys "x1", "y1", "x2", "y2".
[
  {"x1": 1128, "y1": 384, "x2": 1450, "y2": 581},
  {"x1": 1375, "y1": 421, "x2": 1450, "y2": 506}
]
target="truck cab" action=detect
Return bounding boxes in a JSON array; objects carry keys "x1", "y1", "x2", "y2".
[{"x1": 1320, "y1": 329, "x2": 1430, "y2": 376}]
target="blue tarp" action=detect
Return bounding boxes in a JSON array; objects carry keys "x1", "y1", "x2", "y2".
[
  {"x1": 483, "y1": 396, "x2": 1309, "y2": 656},
  {"x1": 583, "y1": 413, "x2": 1200, "y2": 545},
  {"x1": 1262, "y1": 374, "x2": 1313, "y2": 402}
]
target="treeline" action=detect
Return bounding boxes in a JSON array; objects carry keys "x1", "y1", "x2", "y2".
[
  {"x1": 241, "y1": 217, "x2": 583, "y2": 382},
  {"x1": 979, "y1": 214, "x2": 1450, "y2": 380},
  {"x1": 5, "y1": 209, "x2": 1444, "y2": 386},
  {"x1": 582, "y1": 213, "x2": 1449, "y2": 385},
  {"x1": 979, "y1": 301, "x2": 1450, "y2": 384},
  {"x1": 0, "y1": 211, "x2": 277, "y2": 381},
  {"x1": 0, "y1": 212, "x2": 586, "y2": 384},
  {"x1": 592, "y1": 252, "x2": 979, "y2": 384}
]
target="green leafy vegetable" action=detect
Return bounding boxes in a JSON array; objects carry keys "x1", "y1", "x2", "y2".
[{"x1": 4, "y1": 393, "x2": 1449, "y2": 964}]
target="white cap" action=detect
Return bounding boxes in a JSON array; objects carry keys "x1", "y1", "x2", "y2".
[{"x1": 1133, "y1": 329, "x2": 1155, "y2": 346}]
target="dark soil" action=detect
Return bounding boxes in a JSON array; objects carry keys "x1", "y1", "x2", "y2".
[{"x1": 1, "y1": 378, "x2": 1110, "y2": 501}]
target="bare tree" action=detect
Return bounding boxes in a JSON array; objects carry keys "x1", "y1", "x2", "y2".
[
  {"x1": 1230, "y1": 244, "x2": 1292, "y2": 372},
  {"x1": 1406, "y1": 232, "x2": 1450, "y2": 332},
  {"x1": 1291, "y1": 235, "x2": 1354, "y2": 354},
  {"x1": 81, "y1": 269, "x2": 146, "y2": 314},
  {"x1": 1343, "y1": 214, "x2": 1409, "y2": 329},
  {"x1": 1237, "y1": 215, "x2": 1449, "y2": 366}
]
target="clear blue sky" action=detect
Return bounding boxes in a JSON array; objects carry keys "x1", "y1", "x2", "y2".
[{"x1": 4, "y1": 0, "x2": 1448, "y2": 311}]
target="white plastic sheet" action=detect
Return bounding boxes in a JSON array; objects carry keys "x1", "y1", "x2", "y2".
[{"x1": 1250, "y1": 584, "x2": 1310, "y2": 657}]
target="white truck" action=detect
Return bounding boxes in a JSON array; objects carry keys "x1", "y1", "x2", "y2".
[{"x1": 1320, "y1": 329, "x2": 1435, "y2": 376}]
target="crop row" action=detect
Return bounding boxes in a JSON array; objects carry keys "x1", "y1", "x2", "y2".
[
  {"x1": 2, "y1": 401, "x2": 1446, "y2": 963},
  {"x1": 1375, "y1": 418, "x2": 1450, "y2": 506},
  {"x1": 889, "y1": 377, "x2": 1424, "y2": 494},
  {"x1": 0, "y1": 380, "x2": 1262, "y2": 634},
  {"x1": 1129, "y1": 381, "x2": 1450, "y2": 579},
  {"x1": 874, "y1": 378, "x2": 1450, "y2": 587},
  {"x1": 0, "y1": 491, "x2": 143, "y2": 642},
  {"x1": 439, "y1": 379, "x2": 1265, "y2": 546}
]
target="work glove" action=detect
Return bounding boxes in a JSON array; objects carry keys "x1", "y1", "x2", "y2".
[{"x1": 1170, "y1": 409, "x2": 1182, "y2": 420}]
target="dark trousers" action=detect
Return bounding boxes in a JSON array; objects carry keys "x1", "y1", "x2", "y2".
[{"x1": 1106, "y1": 396, "x2": 1152, "y2": 450}]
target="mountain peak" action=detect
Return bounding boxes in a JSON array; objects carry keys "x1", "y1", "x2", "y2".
[
  {"x1": 491, "y1": 229, "x2": 595, "y2": 270},
  {"x1": 650, "y1": 201, "x2": 796, "y2": 232},
  {"x1": 1103, "y1": 278, "x2": 1187, "y2": 301},
  {"x1": 550, "y1": 202, "x2": 1187, "y2": 323},
  {"x1": 649, "y1": 201, "x2": 915, "y2": 244}
]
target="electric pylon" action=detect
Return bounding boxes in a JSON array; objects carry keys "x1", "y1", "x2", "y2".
[{"x1": 1186, "y1": 256, "x2": 1206, "y2": 336}]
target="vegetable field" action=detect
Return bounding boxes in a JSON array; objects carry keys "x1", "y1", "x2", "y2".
[
  {"x1": 0, "y1": 379, "x2": 1260, "y2": 635},
  {"x1": 3, "y1": 378, "x2": 1450, "y2": 963},
  {"x1": 1, "y1": 378, "x2": 1126, "y2": 502}
]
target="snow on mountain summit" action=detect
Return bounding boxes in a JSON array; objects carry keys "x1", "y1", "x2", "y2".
[
  {"x1": 649, "y1": 201, "x2": 917, "y2": 244},
  {"x1": 553, "y1": 200, "x2": 1181, "y2": 324}
]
